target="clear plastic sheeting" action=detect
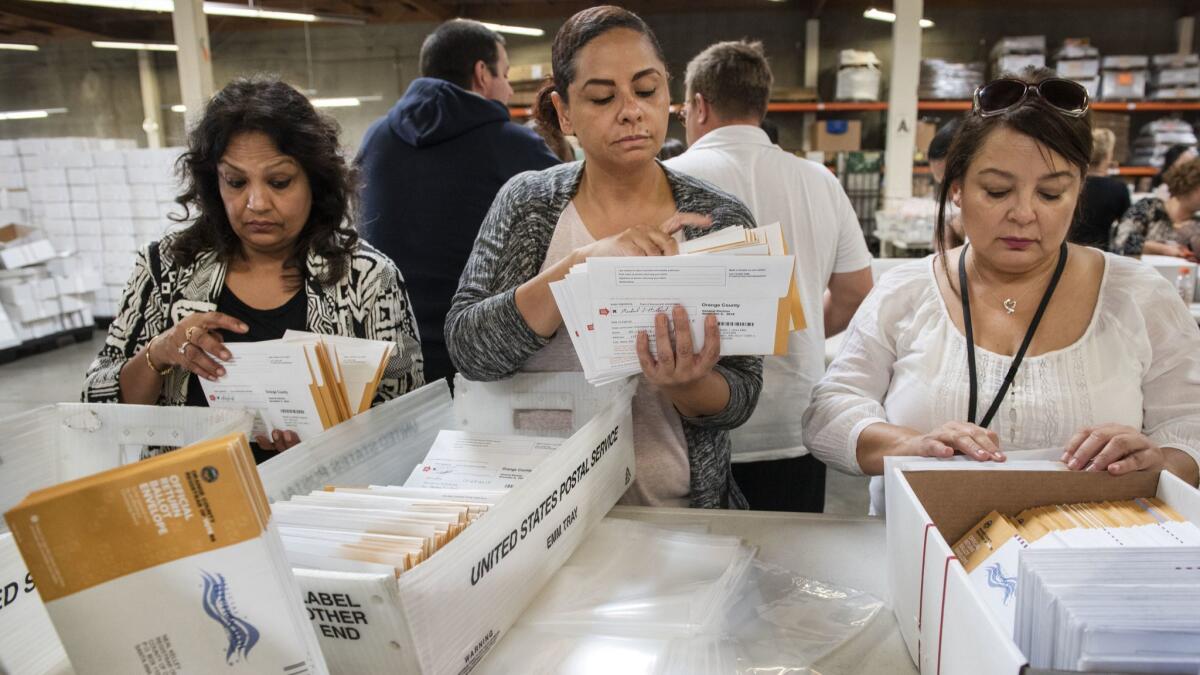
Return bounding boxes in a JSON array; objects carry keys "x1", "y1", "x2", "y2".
[{"x1": 478, "y1": 519, "x2": 883, "y2": 675}]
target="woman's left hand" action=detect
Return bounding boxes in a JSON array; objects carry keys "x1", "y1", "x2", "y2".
[
  {"x1": 636, "y1": 305, "x2": 720, "y2": 389},
  {"x1": 1062, "y1": 424, "x2": 1164, "y2": 475}
]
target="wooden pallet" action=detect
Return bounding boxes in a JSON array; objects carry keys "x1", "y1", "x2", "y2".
[{"x1": 0, "y1": 325, "x2": 95, "y2": 365}]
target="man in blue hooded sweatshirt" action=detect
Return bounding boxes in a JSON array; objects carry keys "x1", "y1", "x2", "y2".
[{"x1": 357, "y1": 19, "x2": 560, "y2": 386}]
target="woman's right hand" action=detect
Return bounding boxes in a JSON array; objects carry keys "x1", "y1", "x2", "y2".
[
  {"x1": 577, "y1": 212, "x2": 713, "y2": 260},
  {"x1": 149, "y1": 311, "x2": 248, "y2": 381},
  {"x1": 893, "y1": 421, "x2": 1006, "y2": 462}
]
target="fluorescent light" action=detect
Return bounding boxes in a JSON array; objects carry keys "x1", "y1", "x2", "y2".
[
  {"x1": 0, "y1": 107, "x2": 66, "y2": 121},
  {"x1": 93, "y1": 40, "x2": 179, "y2": 51},
  {"x1": 479, "y1": 22, "x2": 545, "y2": 37},
  {"x1": 172, "y1": 95, "x2": 379, "y2": 112},
  {"x1": 205, "y1": 3, "x2": 316, "y2": 22},
  {"x1": 24, "y1": 0, "x2": 363, "y2": 24},
  {"x1": 0, "y1": 43, "x2": 39, "y2": 51},
  {"x1": 310, "y1": 97, "x2": 360, "y2": 108},
  {"x1": 863, "y1": 8, "x2": 934, "y2": 28}
]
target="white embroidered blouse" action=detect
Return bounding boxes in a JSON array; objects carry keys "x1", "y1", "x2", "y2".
[{"x1": 803, "y1": 253, "x2": 1200, "y2": 513}]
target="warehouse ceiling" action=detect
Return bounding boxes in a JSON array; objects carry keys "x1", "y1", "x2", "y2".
[{"x1": 0, "y1": 0, "x2": 1199, "y2": 42}]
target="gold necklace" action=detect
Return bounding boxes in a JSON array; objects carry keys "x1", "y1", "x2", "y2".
[{"x1": 968, "y1": 253, "x2": 1058, "y2": 316}]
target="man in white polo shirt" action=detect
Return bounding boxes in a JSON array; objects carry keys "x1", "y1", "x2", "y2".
[{"x1": 667, "y1": 40, "x2": 873, "y2": 512}]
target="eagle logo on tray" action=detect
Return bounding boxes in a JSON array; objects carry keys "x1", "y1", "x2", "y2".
[
  {"x1": 985, "y1": 562, "x2": 1018, "y2": 606},
  {"x1": 201, "y1": 571, "x2": 261, "y2": 664}
]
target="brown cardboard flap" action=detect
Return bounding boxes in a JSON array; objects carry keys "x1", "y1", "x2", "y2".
[{"x1": 903, "y1": 469, "x2": 1161, "y2": 545}]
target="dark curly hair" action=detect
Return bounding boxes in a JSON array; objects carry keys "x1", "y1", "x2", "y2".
[{"x1": 170, "y1": 75, "x2": 359, "y2": 285}]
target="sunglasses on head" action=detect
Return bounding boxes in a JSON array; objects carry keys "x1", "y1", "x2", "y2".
[{"x1": 972, "y1": 77, "x2": 1090, "y2": 118}]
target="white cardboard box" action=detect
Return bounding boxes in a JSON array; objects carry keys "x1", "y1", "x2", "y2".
[
  {"x1": 131, "y1": 201, "x2": 159, "y2": 219},
  {"x1": 73, "y1": 218, "x2": 101, "y2": 235},
  {"x1": 68, "y1": 185, "x2": 98, "y2": 203},
  {"x1": 36, "y1": 168, "x2": 67, "y2": 187},
  {"x1": 0, "y1": 140, "x2": 15, "y2": 157},
  {"x1": 93, "y1": 167, "x2": 126, "y2": 185},
  {"x1": 101, "y1": 233, "x2": 136, "y2": 252},
  {"x1": 129, "y1": 184, "x2": 155, "y2": 202},
  {"x1": 44, "y1": 202, "x2": 72, "y2": 220},
  {"x1": 90, "y1": 150, "x2": 126, "y2": 167},
  {"x1": 70, "y1": 201, "x2": 98, "y2": 220},
  {"x1": 885, "y1": 458, "x2": 1200, "y2": 675},
  {"x1": 41, "y1": 219, "x2": 74, "y2": 236},
  {"x1": 65, "y1": 168, "x2": 95, "y2": 185},
  {"x1": 98, "y1": 201, "x2": 132, "y2": 219},
  {"x1": 75, "y1": 235, "x2": 102, "y2": 252},
  {"x1": 259, "y1": 379, "x2": 639, "y2": 674}
]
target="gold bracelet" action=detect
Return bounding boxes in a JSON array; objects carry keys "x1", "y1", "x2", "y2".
[{"x1": 145, "y1": 336, "x2": 172, "y2": 376}]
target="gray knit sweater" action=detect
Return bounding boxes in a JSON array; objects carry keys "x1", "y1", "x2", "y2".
[{"x1": 445, "y1": 161, "x2": 763, "y2": 509}]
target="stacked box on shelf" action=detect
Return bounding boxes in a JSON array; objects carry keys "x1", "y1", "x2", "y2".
[
  {"x1": 991, "y1": 35, "x2": 1045, "y2": 78},
  {"x1": 1053, "y1": 39, "x2": 1101, "y2": 100},
  {"x1": 1101, "y1": 55, "x2": 1149, "y2": 101},
  {"x1": 1150, "y1": 53, "x2": 1200, "y2": 100},
  {"x1": 919, "y1": 59, "x2": 985, "y2": 100},
  {"x1": 0, "y1": 247, "x2": 98, "y2": 343},
  {"x1": 1131, "y1": 118, "x2": 1198, "y2": 168},
  {"x1": 835, "y1": 49, "x2": 882, "y2": 102}
]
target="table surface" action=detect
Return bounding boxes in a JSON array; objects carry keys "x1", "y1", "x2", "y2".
[{"x1": 609, "y1": 506, "x2": 918, "y2": 675}]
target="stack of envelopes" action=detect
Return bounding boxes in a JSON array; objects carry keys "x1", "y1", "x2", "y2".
[
  {"x1": 550, "y1": 224, "x2": 801, "y2": 385},
  {"x1": 1016, "y1": 547, "x2": 1200, "y2": 671},
  {"x1": 3, "y1": 433, "x2": 327, "y2": 675},
  {"x1": 951, "y1": 498, "x2": 1200, "y2": 638},
  {"x1": 200, "y1": 330, "x2": 395, "y2": 443},
  {"x1": 276, "y1": 430, "x2": 556, "y2": 578}
]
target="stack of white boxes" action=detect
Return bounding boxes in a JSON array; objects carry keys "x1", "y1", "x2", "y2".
[
  {"x1": 0, "y1": 255, "x2": 100, "y2": 345},
  {"x1": 1053, "y1": 40, "x2": 1102, "y2": 100},
  {"x1": 12, "y1": 137, "x2": 183, "y2": 318},
  {"x1": 990, "y1": 35, "x2": 1046, "y2": 78},
  {"x1": 1150, "y1": 53, "x2": 1200, "y2": 100}
]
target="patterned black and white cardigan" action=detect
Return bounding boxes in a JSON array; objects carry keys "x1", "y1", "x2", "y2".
[
  {"x1": 83, "y1": 232, "x2": 424, "y2": 409},
  {"x1": 445, "y1": 160, "x2": 764, "y2": 509}
]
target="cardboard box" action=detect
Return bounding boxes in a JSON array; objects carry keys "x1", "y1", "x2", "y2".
[
  {"x1": 102, "y1": 233, "x2": 136, "y2": 252},
  {"x1": 93, "y1": 167, "x2": 126, "y2": 185},
  {"x1": 90, "y1": 150, "x2": 126, "y2": 168},
  {"x1": 70, "y1": 201, "x2": 98, "y2": 220},
  {"x1": 1101, "y1": 70, "x2": 1148, "y2": 100},
  {"x1": 129, "y1": 184, "x2": 155, "y2": 202},
  {"x1": 1055, "y1": 58, "x2": 1100, "y2": 78},
  {"x1": 0, "y1": 140, "x2": 15, "y2": 157},
  {"x1": 16, "y1": 139, "x2": 45, "y2": 156},
  {"x1": 98, "y1": 201, "x2": 132, "y2": 219},
  {"x1": 916, "y1": 121, "x2": 938, "y2": 159},
  {"x1": 811, "y1": 119, "x2": 863, "y2": 153},
  {"x1": 885, "y1": 459, "x2": 1200, "y2": 675},
  {"x1": 65, "y1": 168, "x2": 95, "y2": 185},
  {"x1": 74, "y1": 235, "x2": 102, "y2": 252},
  {"x1": 0, "y1": 225, "x2": 55, "y2": 269},
  {"x1": 258, "y1": 379, "x2": 639, "y2": 675},
  {"x1": 131, "y1": 201, "x2": 159, "y2": 219},
  {"x1": 509, "y1": 62, "x2": 552, "y2": 82},
  {"x1": 153, "y1": 183, "x2": 178, "y2": 202},
  {"x1": 36, "y1": 168, "x2": 67, "y2": 187}
]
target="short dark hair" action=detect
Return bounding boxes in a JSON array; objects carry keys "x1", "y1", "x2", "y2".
[
  {"x1": 684, "y1": 40, "x2": 773, "y2": 121},
  {"x1": 927, "y1": 118, "x2": 961, "y2": 161},
  {"x1": 935, "y1": 67, "x2": 1092, "y2": 281},
  {"x1": 171, "y1": 76, "x2": 359, "y2": 285},
  {"x1": 420, "y1": 19, "x2": 505, "y2": 90},
  {"x1": 533, "y1": 5, "x2": 666, "y2": 133}
]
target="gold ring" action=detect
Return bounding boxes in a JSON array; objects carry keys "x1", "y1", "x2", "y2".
[
  {"x1": 178, "y1": 340, "x2": 192, "y2": 356},
  {"x1": 185, "y1": 326, "x2": 199, "y2": 341}
]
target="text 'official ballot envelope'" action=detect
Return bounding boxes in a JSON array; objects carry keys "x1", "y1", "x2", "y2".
[{"x1": 3, "y1": 433, "x2": 327, "y2": 675}]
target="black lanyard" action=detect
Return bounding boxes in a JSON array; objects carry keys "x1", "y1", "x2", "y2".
[{"x1": 958, "y1": 242, "x2": 1069, "y2": 428}]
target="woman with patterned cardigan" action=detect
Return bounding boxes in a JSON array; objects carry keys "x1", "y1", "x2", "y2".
[{"x1": 84, "y1": 77, "x2": 423, "y2": 460}]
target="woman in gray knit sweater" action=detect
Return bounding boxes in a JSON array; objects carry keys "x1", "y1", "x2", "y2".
[{"x1": 445, "y1": 6, "x2": 762, "y2": 509}]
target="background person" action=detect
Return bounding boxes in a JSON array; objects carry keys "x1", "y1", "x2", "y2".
[
  {"x1": 83, "y1": 77, "x2": 424, "y2": 461},
  {"x1": 1151, "y1": 142, "x2": 1198, "y2": 195},
  {"x1": 445, "y1": 6, "x2": 763, "y2": 509},
  {"x1": 1070, "y1": 128, "x2": 1130, "y2": 250},
  {"x1": 357, "y1": 19, "x2": 560, "y2": 387},
  {"x1": 928, "y1": 118, "x2": 965, "y2": 249},
  {"x1": 666, "y1": 40, "x2": 872, "y2": 513},
  {"x1": 1111, "y1": 157, "x2": 1200, "y2": 259},
  {"x1": 804, "y1": 71, "x2": 1200, "y2": 515}
]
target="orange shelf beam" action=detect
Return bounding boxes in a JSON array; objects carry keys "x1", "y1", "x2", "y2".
[{"x1": 1115, "y1": 166, "x2": 1158, "y2": 176}]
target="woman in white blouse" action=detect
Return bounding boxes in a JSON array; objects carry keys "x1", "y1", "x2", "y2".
[{"x1": 804, "y1": 71, "x2": 1200, "y2": 513}]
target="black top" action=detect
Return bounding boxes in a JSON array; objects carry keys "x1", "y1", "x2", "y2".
[
  {"x1": 185, "y1": 284, "x2": 307, "y2": 463},
  {"x1": 355, "y1": 77, "x2": 560, "y2": 386},
  {"x1": 1071, "y1": 175, "x2": 1131, "y2": 250}
]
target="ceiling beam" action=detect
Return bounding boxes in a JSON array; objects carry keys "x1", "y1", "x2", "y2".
[
  {"x1": 400, "y1": 0, "x2": 451, "y2": 21},
  {"x1": 0, "y1": 1, "x2": 152, "y2": 40}
]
